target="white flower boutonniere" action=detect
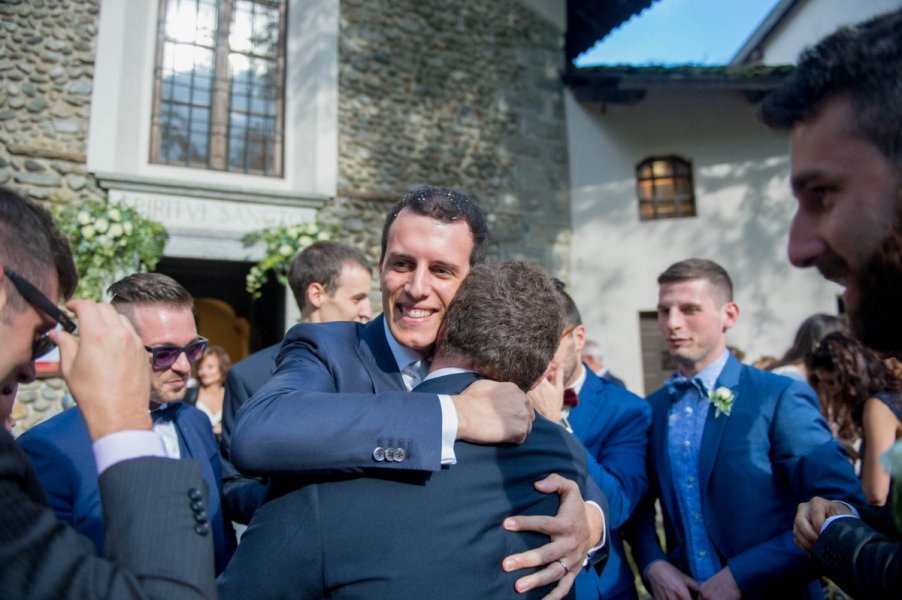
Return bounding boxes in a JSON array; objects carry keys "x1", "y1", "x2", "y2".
[{"x1": 709, "y1": 387, "x2": 734, "y2": 418}]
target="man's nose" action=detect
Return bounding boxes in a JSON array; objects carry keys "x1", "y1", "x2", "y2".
[
  {"x1": 405, "y1": 266, "x2": 429, "y2": 298},
  {"x1": 787, "y1": 208, "x2": 825, "y2": 268},
  {"x1": 171, "y1": 351, "x2": 192, "y2": 374}
]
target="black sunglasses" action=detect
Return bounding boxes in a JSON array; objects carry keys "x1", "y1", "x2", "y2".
[
  {"x1": 145, "y1": 337, "x2": 208, "y2": 370},
  {"x1": 4, "y1": 268, "x2": 78, "y2": 360}
]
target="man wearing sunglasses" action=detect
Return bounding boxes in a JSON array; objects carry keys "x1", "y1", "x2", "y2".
[
  {"x1": 0, "y1": 190, "x2": 215, "y2": 598},
  {"x1": 19, "y1": 272, "x2": 234, "y2": 575}
]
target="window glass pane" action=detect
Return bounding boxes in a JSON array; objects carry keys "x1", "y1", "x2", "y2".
[
  {"x1": 253, "y1": 4, "x2": 280, "y2": 56},
  {"x1": 230, "y1": 1, "x2": 254, "y2": 53},
  {"x1": 652, "y1": 160, "x2": 673, "y2": 178}
]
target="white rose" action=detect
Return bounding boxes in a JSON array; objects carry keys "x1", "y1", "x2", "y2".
[
  {"x1": 77, "y1": 210, "x2": 91, "y2": 225},
  {"x1": 108, "y1": 208, "x2": 122, "y2": 222},
  {"x1": 94, "y1": 218, "x2": 109, "y2": 233},
  {"x1": 97, "y1": 235, "x2": 112, "y2": 248},
  {"x1": 108, "y1": 223, "x2": 123, "y2": 238},
  {"x1": 81, "y1": 225, "x2": 95, "y2": 239},
  {"x1": 278, "y1": 243, "x2": 294, "y2": 257},
  {"x1": 299, "y1": 235, "x2": 313, "y2": 247},
  {"x1": 123, "y1": 222, "x2": 133, "y2": 235}
]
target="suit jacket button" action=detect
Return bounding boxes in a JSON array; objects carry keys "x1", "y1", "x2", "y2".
[
  {"x1": 188, "y1": 488, "x2": 204, "y2": 501},
  {"x1": 385, "y1": 447, "x2": 396, "y2": 462},
  {"x1": 373, "y1": 447, "x2": 385, "y2": 461},
  {"x1": 194, "y1": 510, "x2": 209, "y2": 523},
  {"x1": 191, "y1": 500, "x2": 204, "y2": 512},
  {"x1": 194, "y1": 523, "x2": 210, "y2": 536},
  {"x1": 394, "y1": 447, "x2": 407, "y2": 462}
]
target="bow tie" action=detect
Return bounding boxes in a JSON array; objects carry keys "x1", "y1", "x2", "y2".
[
  {"x1": 668, "y1": 377, "x2": 706, "y2": 398},
  {"x1": 563, "y1": 388, "x2": 579, "y2": 407},
  {"x1": 150, "y1": 403, "x2": 180, "y2": 423}
]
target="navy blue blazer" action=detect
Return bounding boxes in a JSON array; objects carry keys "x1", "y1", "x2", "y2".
[
  {"x1": 219, "y1": 372, "x2": 588, "y2": 599},
  {"x1": 220, "y1": 343, "x2": 279, "y2": 523},
  {"x1": 572, "y1": 367, "x2": 650, "y2": 600},
  {"x1": 19, "y1": 403, "x2": 234, "y2": 574},
  {"x1": 232, "y1": 316, "x2": 444, "y2": 474},
  {"x1": 628, "y1": 354, "x2": 863, "y2": 598}
]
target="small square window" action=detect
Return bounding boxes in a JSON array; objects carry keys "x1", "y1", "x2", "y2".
[{"x1": 636, "y1": 155, "x2": 696, "y2": 221}]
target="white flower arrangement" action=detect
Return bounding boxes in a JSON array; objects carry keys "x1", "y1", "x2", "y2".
[
  {"x1": 709, "y1": 386, "x2": 735, "y2": 418},
  {"x1": 54, "y1": 198, "x2": 168, "y2": 301},
  {"x1": 242, "y1": 221, "x2": 335, "y2": 299}
]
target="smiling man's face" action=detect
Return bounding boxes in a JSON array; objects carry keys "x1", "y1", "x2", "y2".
[
  {"x1": 379, "y1": 209, "x2": 473, "y2": 355},
  {"x1": 787, "y1": 97, "x2": 902, "y2": 351}
]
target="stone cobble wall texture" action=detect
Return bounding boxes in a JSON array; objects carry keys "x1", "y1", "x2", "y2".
[{"x1": 329, "y1": 0, "x2": 572, "y2": 270}]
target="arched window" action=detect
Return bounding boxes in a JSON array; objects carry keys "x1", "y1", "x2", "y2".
[{"x1": 636, "y1": 155, "x2": 695, "y2": 220}]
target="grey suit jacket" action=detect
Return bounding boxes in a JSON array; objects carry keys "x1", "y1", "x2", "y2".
[{"x1": 0, "y1": 427, "x2": 215, "y2": 598}]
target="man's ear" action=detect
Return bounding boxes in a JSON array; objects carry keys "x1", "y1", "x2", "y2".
[
  {"x1": 573, "y1": 324, "x2": 587, "y2": 354},
  {"x1": 306, "y1": 282, "x2": 325, "y2": 309},
  {"x1": 722, "y1": 301, "x2": 740, "y2": 331}
]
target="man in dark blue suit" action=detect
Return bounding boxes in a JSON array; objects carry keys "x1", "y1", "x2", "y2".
[
  {"x1": 19, "y1": 273, "x2": 234, "y2": 574},
  {"x1": 760, "y1": 9, "x2": 902, "y2": 598},
  {"x1": 220, "y1": 261, "x2": 591, "y2": 598},
  {"x1": 530, "y1": 284, "x2": 650, "y2": 600},
  {"x1": 220, "y1": 241, "x2": 373, "y2": 523},
  {"x1": 628, "y1": 259, "x2": 862, "y2": 599},
  {"x1": 232, "y1": 187, "x2": 607, "y2": 594}
]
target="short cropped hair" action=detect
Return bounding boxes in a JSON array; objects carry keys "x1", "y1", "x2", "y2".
[
  {"x1": 381, "y1": 186, "x2": 491, "y2": 266},
  {"x1": 437, "y1": 261, "x2": 563, "y2": 392},
  {"x1": 552, "y1": 279, "x2": 582, "y2": 331},
  {"x1": 759, "y1": 9, "x2": 902, "y2": 168},
  {"x1": 287, "y1": 241, "x2": 371, "y2": 311},
  {"x1": 657, "y1": 259, "x2": 733, "y2": 305},
  {"x1": 0, "y1": 188, "x2": 77, "y2": 321},
  {"x1": 108, "y1": 272, "x2": 194, "y2": 326}
]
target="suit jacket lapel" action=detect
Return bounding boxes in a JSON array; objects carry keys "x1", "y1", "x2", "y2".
[
  {"x1": 358, "y1": 315, "x2": 406, "y2": 393},
  {"x1": 653, "y1": 389, "x2": 679, "y2": 519},
  {"x1": 172, "y1": 404, "x2": 197, "y2": 459},
  {"x1": 698, "y1": 354, "x2": 742, "y2": 491}
]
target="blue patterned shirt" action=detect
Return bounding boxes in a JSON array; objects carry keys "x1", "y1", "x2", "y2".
[{"x1": 666, "y1": 350, "x2": 729, "y2": 582}]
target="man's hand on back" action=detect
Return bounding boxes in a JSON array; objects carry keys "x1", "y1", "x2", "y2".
[{"x1": 452, "y1": 380, "x2": 534, "y2": 444}]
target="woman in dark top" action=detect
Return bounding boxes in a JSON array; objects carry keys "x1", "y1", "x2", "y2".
[{"x1": 806, "y1": 332, "x2": 902, "y2": 505}]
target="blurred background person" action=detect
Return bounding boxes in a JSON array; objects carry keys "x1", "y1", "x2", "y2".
[
  {"x1": 806, "y1": 332, "x2": 902, "y2": 505},
  {"x1": 187, "y1": 345, "x2": 232, "y2": 438},
  {"x1": 581, "y1": 338, "x2": 626, "y2": 388},
  {"x1": 769, "y1": 314, "x2": 848, "y2": 382}
]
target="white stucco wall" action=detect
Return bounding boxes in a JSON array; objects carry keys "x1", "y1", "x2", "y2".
[
  {"x1": 566, "y1": 87, "x2": 841, "y2": 393},
  {"x1": 758, "y1": 0, "x2": 900, "y2": 64}
]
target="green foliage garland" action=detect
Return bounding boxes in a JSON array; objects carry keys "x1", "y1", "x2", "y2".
[{"x1": 242, "y1": 221, "x2": 334, "y2": 299}]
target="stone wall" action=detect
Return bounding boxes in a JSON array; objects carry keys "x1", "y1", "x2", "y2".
[
  {"x1": 0, "y1": 0, "x2": 104, "y2": 204},
  {"x1": 331, "y1": 0, "x2": 572, "y2": 271}
]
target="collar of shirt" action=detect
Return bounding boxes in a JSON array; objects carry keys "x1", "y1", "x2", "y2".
[
  {"x1": 382, "y1": 317, "x2": 427, "y2": 372},
  {"x1": 674, "y1": 348, "x2": 731, "y2": 395},
  {"x1": 422, "y1": 366, "x2": 475, "y2": 382}
]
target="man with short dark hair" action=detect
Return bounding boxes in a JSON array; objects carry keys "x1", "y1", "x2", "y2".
[
  {"x1": 19, "y1": 272, "x2": 234, "y2": 574},
  {"x1": 0, "y1": 188, "x2": 215, "y2": 598},
  {"x1": 221, "y1": 240, "x2": 373, "y2": 522},
  {"x1": 628, "y1": 258, "x2": 861, "y2": 600},
  {"x1": 220, "y1": 261, "x2": 589, "y2": 598},
  {"x1": 530, "y1": 284, "x2": 650, "y2": 600},
  {"x1": 759, "y1": 9, "x2": 902, "y2": 597},
  {"x1": 233, "y1": 186, "x2": 607, "y2": 594}
]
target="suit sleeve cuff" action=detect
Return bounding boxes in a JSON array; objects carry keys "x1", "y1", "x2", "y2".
[
  {"x1": 93, "y1": 430, "x2": 168, "y2": 474},
  {"x1": 583, "y1": 500, "x2": 606, "y2": 566},
  {"x1": 438, "y1": 394, "x2": 457, "y2": 465}
]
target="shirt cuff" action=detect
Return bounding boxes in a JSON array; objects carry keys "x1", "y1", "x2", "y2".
[
  {"x1": 583, "y1": 500, "x2": 606, "y2": 566},
  {"x1": 438, "y1": 394, "x2": 458, "y2": 465},
  {"x1": 821, "y1": 514, "x2": 859, "y2": 533},
  {"x1": 93, "y1": 430, "x2": 168, "y2": 475}
]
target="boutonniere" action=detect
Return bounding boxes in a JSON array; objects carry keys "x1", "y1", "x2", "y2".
[{"x1": 709, "y1": 386, "x2": 734, "y2": 418}]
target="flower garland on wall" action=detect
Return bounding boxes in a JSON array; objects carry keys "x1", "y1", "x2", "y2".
[
  {"x1": 54, "y1": 198, "x2": 168, "y2": 301},
  {"x1": 242, "y1": 221, "x2": 335, "y2": 299}
]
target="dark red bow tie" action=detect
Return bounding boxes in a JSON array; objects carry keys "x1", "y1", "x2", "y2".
[{"x1": 563, "y1": 388, "x2": 579, "y2": 407}]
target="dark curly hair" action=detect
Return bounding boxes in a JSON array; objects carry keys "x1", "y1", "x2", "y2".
[{"x1": 759, "y1": 9, "x2": 902, "y2": 168}]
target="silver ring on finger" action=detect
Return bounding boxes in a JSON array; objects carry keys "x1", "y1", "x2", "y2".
[{"x1": 556, "y1": 559, "x2": 570, "y2": 575}]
